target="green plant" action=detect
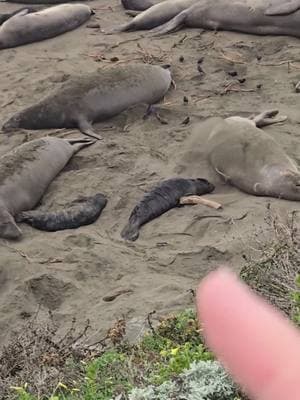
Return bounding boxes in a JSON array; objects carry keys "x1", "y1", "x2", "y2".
[{"x1": 128, "y1": 360, "x2": 239, "y2": 400}]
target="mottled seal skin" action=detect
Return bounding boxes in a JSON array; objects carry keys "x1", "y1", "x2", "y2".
[
  {"x1": 149, "y1": 0, "x2": 300, "y2": 37},
  {"x1": 0, "y1": 7, "x2": 38, "y2": 25},
  {"x1": 203, "y1": 111, "x2": 300, "y2": 200},
  {"x1": 0, "y1": 137, "x2": 95, "y2": 240},
  {"x1": 121, "y1": 177, "x2": 215, "y2": 241},
  {"x1": 0, "y1": 4, "x2": 93, "y2": 49},
  {"x1": 2, "y1": 64, "x2": 172, "y2": 141},
  {"x1": 16, "y1": 193, "x2": 107, "y2": 231},
  {"x1": 121, "y1": 0, "x2": 159, "y2": 11},
  {"x1": 106, "y1": 0, "x2": 199, "y2": 33}
]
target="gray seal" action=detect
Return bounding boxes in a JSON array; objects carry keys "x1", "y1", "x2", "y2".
[
  {"x1": 0, "y1": 137, "x2": 95, "y2": 240},
  {"x1": 106, "y1": 0, "x2": 199, "y2": 33},
  {"x1": 202, "y1": 110, "x2": 300, "y2": 200},
  {"x1": 16, "y1": 193, "x2": 107, "y2": 231},
  {"x1": 148, "y1": 0, "x2": 300, "y2": 37},
  {"x1": 0, "y1": 4, "x2": 93, "y2": 49},
  {"x1": 2, "y1": 63, "x2": 172, "y2": 141},
  {"x1": 121, "y1": 177, "x2": 215, "y2": 241}
]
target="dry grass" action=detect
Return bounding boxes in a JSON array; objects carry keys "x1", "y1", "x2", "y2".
[{"x1": 240, "y1": 205, "x2": 300, "y2": 318}]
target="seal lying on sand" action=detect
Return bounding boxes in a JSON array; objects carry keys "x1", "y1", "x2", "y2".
[
  {"x1": 16, "y1": 193, "x2": 107, "y2": 231},
  {"x1": 0, "y1": 6, "x2": 38, "y2": 25},
  {"x1": 121, "y1": 177, "x2": 215, "y2": 241},
  {"x1": 0, "y1": 4, "x2": 93, "y2": 49},
  {"x1": 106, "y1": 0, "x2": 199, "y2": 33},
  {"x1": 0, "y1": 137, "x2": 95, "y2": 240},
  {"x1": 202, "y1": 110, "x2": 300, "y2": 200},
  {"x1": 2, "y1": 64, "x2": 172, "y2": 141},
  {"x1": 145, "y1": 0, "x2": 300, "y2": 37}
]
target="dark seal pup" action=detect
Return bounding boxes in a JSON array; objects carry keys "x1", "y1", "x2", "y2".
[
  {"x1": 202, "y1": 110, "x2": 300, "y2": 200},
  {"x1": 144, "y1": 0, "x2": 300, "y2": 38},
  {"x1": 121, "y1": 177, "x2": 215, "y2": 241},
  {"x1": 0, "y1": 4, "x2": 93, "y2": 49},
  {"x1": 2, "y1": 63, "x2": 172, "y2": 141},
  {"x1": 16, "y1": 193, "x2": 107, "y2": 231},
  {"x1": 106, "y1": 0, "x2": 199, "y2": 33},
  {"x1": 0, "y1": 137, "x2": 95, "y2": 240}
]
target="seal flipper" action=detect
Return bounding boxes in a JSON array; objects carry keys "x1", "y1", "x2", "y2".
[
  {"x1": 149, "y1": 9, "x2": 188, "y2": 36},
  {"x1": 77, "y1": 116, "x2": 103, "y2": 141},
  {"x1": 264, "y1": 0, "x2": 300, "y2": 15},
  {"x1": 121, "y1": 222, "x2": 140, "y2": 241},
  {"x1": 0, "y1": 208, "x2": 22, "y2": 240},
  {"x1": 251, "y1": 110, "x2": 287, "y2": 128}
]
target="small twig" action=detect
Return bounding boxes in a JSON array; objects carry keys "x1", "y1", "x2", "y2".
[
  {"x1": 180, "y1": 195, "x2": 223, "y2": 209},
  {"x1": 0, "y1": 242, "x2": 32, "y2": 263},
  {"x1": 146, "y1": 310, "x2": 157, "y2": 336}
]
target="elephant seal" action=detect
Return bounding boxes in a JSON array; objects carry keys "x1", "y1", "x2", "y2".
[
  {"x1": 106, "y1": 0, "x2": 199, "y2": 33},
  {"x1": 2, "y1": 63, "x2": 172, "y2": 141},
  {"x1": 0, "y1": 4, "x2": 93, "y2": 49},
  {"x1": 147, "y1": 0, "x2": 300, "y2": 37},
  {"x1": 121, "y1": 177, "x2": 215, "y2": 241},
  {"x1": 0, "y1": 137, "x2": 95, "y2": 240},
  {"x1": 121, "y1": 0, "x2": 160, "y2": 11},
  {"x1": 16, "y1": 193, "x2": 107, "y2": 231},
  {"x1": 202, "y1": 110, "x2": 300, "y2": 200},
  {"x1": 0, "y1": 6, "x2": 38, "y2": 25}
]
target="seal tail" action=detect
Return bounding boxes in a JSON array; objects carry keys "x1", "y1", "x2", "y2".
[
  {"x1": 148, "y1": 9, "x2": 188, "y2": 36},
  {"x1": 121, "y1": 222, "x2": 140, "y2": 241},
  {"x1": 66, "y1": 138, "x2": 96, "y2": 153}
]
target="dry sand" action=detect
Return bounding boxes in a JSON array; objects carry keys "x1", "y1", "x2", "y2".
[{"x1": 1, "y1": 0, "x2": 300, "y2": 345}]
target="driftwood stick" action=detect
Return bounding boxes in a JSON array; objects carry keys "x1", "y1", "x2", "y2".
[{"x1": 179, "y1": 195, "x2": 223, "y2": 210}]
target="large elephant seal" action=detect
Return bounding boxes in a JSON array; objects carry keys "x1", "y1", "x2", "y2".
[
  {"x1": 16, "y1": 193, "x2": 107, "y2": 231},
  {"x1": 146, "y1": 0, "x2": 300, "y2": 37},
  {"x1": 0, "y1": 4, "x2": 93, "y2": 49},
  {"x1": 0, "y1": 137, "x2": 95, "y2": 240},
  {"x1": 106, "y1": 0, "x2": 199, "y2": 33},
  {"x1": 2, "y1": 63, "x2": 172, "y2": 141},
  {"x1": 201, "y1": 110, "x2": 300, "y2": 200},
  {"x1": 121, "y1": 177, "x2": 215, "y2": 241}
]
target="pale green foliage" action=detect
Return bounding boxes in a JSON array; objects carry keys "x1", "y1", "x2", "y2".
[{"x1": 128, "y1": 360, "x2": 238, "y2": 400}]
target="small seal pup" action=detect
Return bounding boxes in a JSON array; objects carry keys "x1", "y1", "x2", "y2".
[
  {"x1": 0, "y1": 4, "x2": 93, "y2": 49},
  {"x1": 121, "y1": 177, "x2": 215, "y2": 241},
  {"x1": 106, "y1": 0, "x2": 199, "y2": 33},
  {"x1": 16, "y1": 193, "x2": 107, "y2": 231},
  {"x1": 0, "y1": 136, "x2": 95, "y2": 240},
  {"x1": 2, "y1": 64, "x2": 172, "y2": 141},
  {"x1": 147, "y1": 0, "x2": 300, "y2": 38},
  {"x1": 202, "y1": 110, "x2": 300, "y2": 200}
]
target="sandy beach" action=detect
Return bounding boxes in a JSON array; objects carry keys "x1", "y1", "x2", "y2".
[{"x1": 1, "y1": 0, "x2": 300, "y2": 345}]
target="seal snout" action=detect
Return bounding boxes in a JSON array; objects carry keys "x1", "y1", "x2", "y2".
[{"x1": 161, "y1": 64, "x2": 171, "y2": 69}]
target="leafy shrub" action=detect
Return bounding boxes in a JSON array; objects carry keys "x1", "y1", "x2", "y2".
[{"x1": 128, "y1": 360, "x2": 239, "y2": 400}]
